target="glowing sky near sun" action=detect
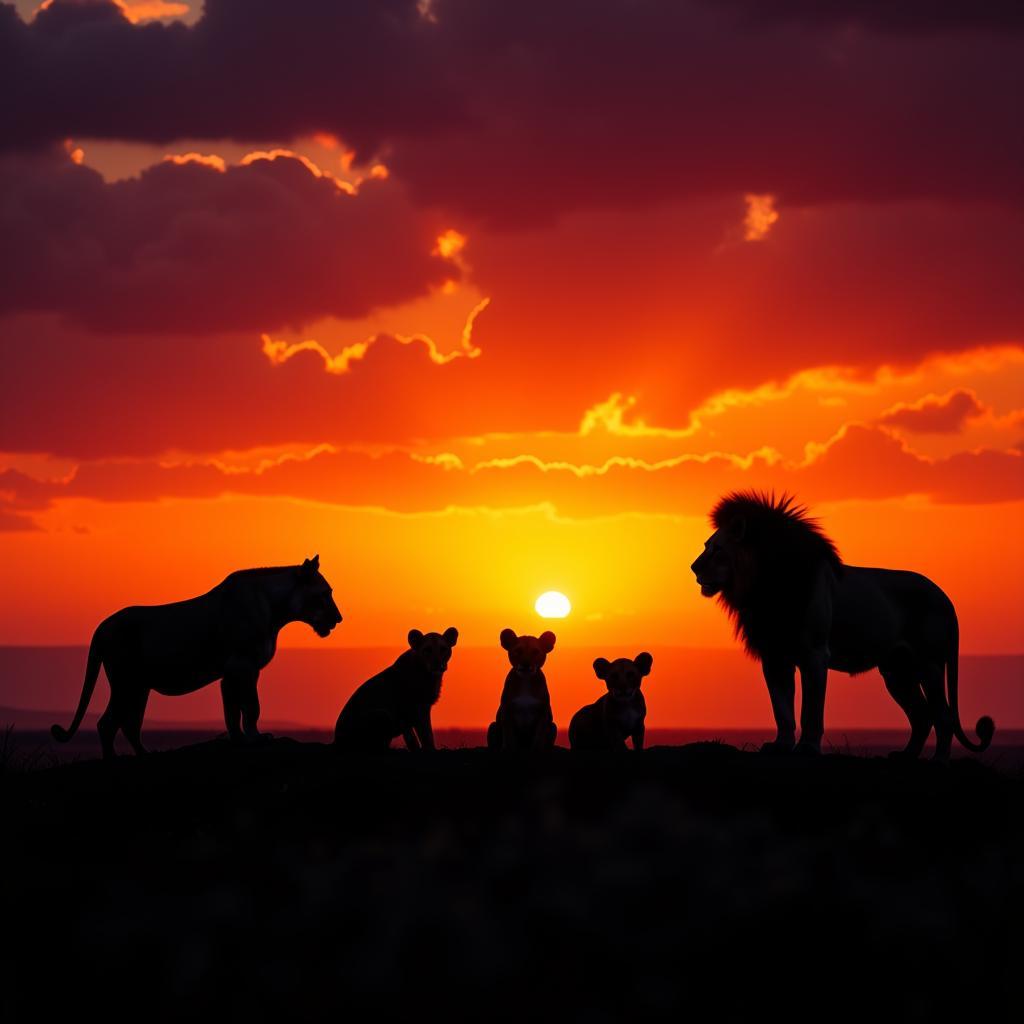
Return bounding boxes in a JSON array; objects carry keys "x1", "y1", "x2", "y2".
[{"x1": 0, "y1": 2, "x2": 1022, "y2": 730}]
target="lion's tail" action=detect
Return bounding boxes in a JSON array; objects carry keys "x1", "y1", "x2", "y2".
[
  {"x1": 51, "y1": 630, "x2": 104, "y2": 743},
  {"x1": 947, "y1": 617, "x2": 995, "y2": 754}
]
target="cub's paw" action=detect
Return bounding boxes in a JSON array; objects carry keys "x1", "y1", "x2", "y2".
[{"x1": 759, "y1": 739, "x2": 795, "y2": 755}]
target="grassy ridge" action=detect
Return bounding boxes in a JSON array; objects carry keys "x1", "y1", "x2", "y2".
[{"x1": 2, "y1": 740, "x2": 1021, "y2": 1020}]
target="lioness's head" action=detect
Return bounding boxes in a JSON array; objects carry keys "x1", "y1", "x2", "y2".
[
  {"x1": 500, "y1": 628, "x2": 556, "y2": 676},
  {"x1": 593, "y1": 652, "x2": 653, "y2": 701},
  {"x1": 293, "y1": 555, "x2": 343, "y2": 637},
  {"x1": 408, "y1": 627, "x2": 458, "y2": 676},
  {"x1": 690, "y1": 519, "x2": 746, "y2": 599}
]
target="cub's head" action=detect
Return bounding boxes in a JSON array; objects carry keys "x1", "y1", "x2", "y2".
[
  {"x1": 294, "y1": 555, "x2": 343, "y2": 637},
  {"x1": 593, "y1": 653, "x2": 653, "y2": 701},
  {"x1": 500, "y1": 628, "x2": 556, "y2": 676},
  {"x1": 408, "y1": 627, "x2": 458, "y2": 676},
  {"x1": 690, "y1": 519, "x2": 747, "y2": 601}
]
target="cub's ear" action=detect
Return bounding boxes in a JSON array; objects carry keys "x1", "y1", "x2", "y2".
[
  {"x1": 593, "y1": 657, "x2": 611, "y2": 680},
  {"x1": 539, "y1": 630, "x2": 556, "y2": 652},
  {"x1": 500, "y1": 628, "x2": 517, "y2": 650},
  {"x1": 408, "y1": 629, "x2": 424, "y2": 648},
  {"x1": 634, "y1": 652, "x2": 653, "y2": 676},
  {"x1": 301, "y1": 554, "x2": 320, "y2": 574},
  {"x1": 726, "y1": 516, "x2": 745, "y2": 542},
  {"x1": 443, "y1": 626, "x2": 458, "y2": 647}
]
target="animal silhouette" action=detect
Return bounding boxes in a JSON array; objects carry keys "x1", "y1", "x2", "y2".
[
  {"x1": 51, "y1": 556, "x2": 342, "y2": 758},
  {"x1": 334, "y1": 627, "x2": 458, "y2": 751},
  {"x1": 691, "y1": 491, "x2": 994, "y2": 760},
  {"x1": 569, "y1": 652, "x2": 653, "y2": 751},
  {"x1": 487, "y1": 628, "x2": 557, "y2": 750}
]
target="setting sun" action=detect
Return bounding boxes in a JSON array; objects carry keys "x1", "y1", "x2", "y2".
[{"x1": 535, "y1": 591, "x2": 572, "y2": 619}]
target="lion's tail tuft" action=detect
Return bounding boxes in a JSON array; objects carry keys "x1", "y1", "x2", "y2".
[
  {"x1": 947, "y1": 620, "x2": 995, "y2": 753},
  {"x1": 974, "y1": 715, "x2": 996, "y2": 749}
]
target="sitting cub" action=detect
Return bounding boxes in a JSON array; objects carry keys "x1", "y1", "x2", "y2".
[
  {"x1": 486, "y1": 628, "x2": 557, "y2": 750},
  {"x1": 334, "y1": 627, "x2": 457, "y2": 751},
  {"x1": 569, "y1": 652, "x2": 653, "y2": 751}
]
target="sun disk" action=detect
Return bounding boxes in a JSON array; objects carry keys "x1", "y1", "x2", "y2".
[{"x1": 535, "y1": 591, "x2": 571, "y2": 619}]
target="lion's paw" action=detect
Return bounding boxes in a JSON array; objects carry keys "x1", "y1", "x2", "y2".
[{"x1": 793, "y1": 741, "x2": 821, "y2": 757}]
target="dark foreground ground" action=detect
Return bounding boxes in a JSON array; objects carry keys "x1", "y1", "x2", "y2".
[{"x1": 2, "y1": 740, "x2": 1022, "y2": 1022}]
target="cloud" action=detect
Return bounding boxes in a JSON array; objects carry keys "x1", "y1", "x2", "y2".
[
  {"x1": 0, "y1": 146, "x2": 456, "y2": 333},
  {"x1": 259, "y1": 297, "x2": 489, "y2": 375},
  {"x1": 743, "y1": 194, "x2": 779, "y2": 242},
  {"x1": 2, "y1": 1, "x2": 1022, "y2": 226},
  {"x1": 3, "y1": 416, "x2": 1021, "y2": 531},
  {"x1": 878, "y1": 389, "x2": 987, "y2": 433},
  {"x1": 702, "y1": 1, "x2": 1024, "y2": 34}
]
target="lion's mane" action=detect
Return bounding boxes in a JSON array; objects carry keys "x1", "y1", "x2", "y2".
[{"x1": 711, "y1": 490, "x2": 844, "y2": 659}]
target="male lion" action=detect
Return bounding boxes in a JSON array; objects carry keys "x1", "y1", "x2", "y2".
[
  {"x1": 690, "y1": 492, "x2": 993, "y2": 760},
  {"x1": 51, "y1": 555, "x2": 342, "y2": 758}
]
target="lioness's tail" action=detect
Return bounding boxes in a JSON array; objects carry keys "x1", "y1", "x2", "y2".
[
  {"x1": 51, "y1": 630, "x2": 104, "y2": 743},
  {"x1": 947, "y1": 618, "x2": 995, "y2": 753}
]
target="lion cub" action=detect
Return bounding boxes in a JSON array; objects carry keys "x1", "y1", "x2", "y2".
[
  {"x1": 569, "y1": 653, "x2": 653, "y2": 751},
  {"x1": 334, "y1": 627, "x2": 457, "y2": 751},
  {"x1": 487, "y1": 628, "x2": 558, "y2": 750}
]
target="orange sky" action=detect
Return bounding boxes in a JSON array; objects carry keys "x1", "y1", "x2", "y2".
[{"x1": 1, "y1": 1, "x2": 1022, "y2": 729}]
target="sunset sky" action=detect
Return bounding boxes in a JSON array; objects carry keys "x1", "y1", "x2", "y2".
[{"x1": 1, "y1": 1, "x2": 1022, "y2": 728}]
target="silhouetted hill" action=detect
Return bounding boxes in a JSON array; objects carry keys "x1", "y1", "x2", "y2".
[{"x1": 1, "y1": 740, "x2": 1020, "y2": 1020}]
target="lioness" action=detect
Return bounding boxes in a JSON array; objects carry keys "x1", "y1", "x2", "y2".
[
  {"x1": 690, "y1": 491, "x2": 994, "y2": 760},
  {"x1": 52, "y1": 555, "x2": 342, "y2": 758}
]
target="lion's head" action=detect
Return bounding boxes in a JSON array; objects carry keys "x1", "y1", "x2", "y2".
[
  {"x1": 691, "y1": 491, "x2": 841, "y2": 614},
  {"x1": 291, "y1": 555, "x2": 343, "y2": 637},
  {"x1": 690, "y1": 518, "x2": 748, "y2": 601},
  {"x1": 407, "y1": 627, "x2": 458, "y2": 676},
  {"x1": 500, "y1": 628, "x2": 556, "y2": 677},
  {"x1": 593, "y1": 652, "x2": 653, "y2": 702}
]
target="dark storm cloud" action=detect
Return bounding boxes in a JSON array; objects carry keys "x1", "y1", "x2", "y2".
[
  {"x1": 1, "y1": 0, "x2": 1021, "y2": 225},
  {"x1": 0, "y1": 147, "x2": 454, "y2": 332},
  {"x1": 704, "y1": 1, "x2": 1024, "y2": 33},
  {"x1": 0, "y1": 0, "x2": 456, "y2": 155}
]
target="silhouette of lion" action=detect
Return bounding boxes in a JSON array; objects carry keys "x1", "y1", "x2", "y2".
[
  {"x1": 51, "y1": 556, "x2": 342, "y2": 758},
  {"x1": 569, "y1": 652, "x2": 653, "y2": 751},
  {"x1": 690, "y1": 492, "x2": 994, "y2": 760},
  {"x1": 487, "y1": 629, "x2": 557, "y2": 750},
  {"x1": 333, "y1": 627, "x2": 458, "y2": 751}
]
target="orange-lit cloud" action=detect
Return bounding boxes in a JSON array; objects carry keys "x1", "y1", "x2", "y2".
[
  {"x1": 259, "y1": 297, "x2": 489, "y2": 376},
  {"x1": 261, "y1": 337, "x2": 372, "y2": 376},
  {"x1": 62, "y1": 137, "x2": 84, "y2": 164},
  {"x1": 239, "y1": 148, "x2": 356, "y2": 193},
  {"x1": 36, "y1": 1, "x2": 190, "y2": 23},
  {"x1": 879, "y1": 389, "x2": 987, "y2": 434},
  {"x1": 743, "y1": 193, "x2": 778, "y2": 241},
  {"x1": 162, "y1": 151, "x2": 227, "y2": 172},
  {"x1": 434, "y1": 229, "x2": 468, "y2": 260}
]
